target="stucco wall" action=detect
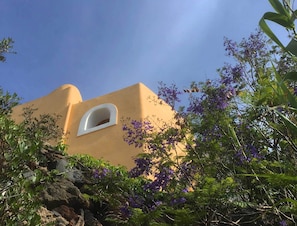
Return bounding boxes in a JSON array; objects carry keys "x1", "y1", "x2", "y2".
[
  {"x1": 12, "y1": 83, "x2": 175, "y2": 169},
  {"x1": 12, "y1": 84, "x2": 82, "y2": 133},
  {"x1": 65, "y1": 83, "x2": 145, "y2": 167}
]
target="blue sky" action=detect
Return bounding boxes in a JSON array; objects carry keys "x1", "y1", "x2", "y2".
[{"x1": 0, "y1": 1, "x2": 286, "y2": 103}]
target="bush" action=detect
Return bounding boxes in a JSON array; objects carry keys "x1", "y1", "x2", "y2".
[{"x1": 121, "y1": 27, "x2": 297, "y2": 226}]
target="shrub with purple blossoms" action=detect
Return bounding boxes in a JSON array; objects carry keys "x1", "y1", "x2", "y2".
[
  {"x1": 62, "y1": 2, "x2": 297, "y2": 225},
  {"x1": 121, "y1": 25, "x2": 297, "y2": 224}
]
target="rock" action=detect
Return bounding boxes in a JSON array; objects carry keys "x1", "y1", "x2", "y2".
[
  {"x1": 39, "y1": 206, "x2": 88, "y2": 226},
  {"x1": 56, "y1": 159, "x2": 68, "y2": 173},
  {"x1": 53, "y1": 205, "x2": 79, "y2": 222},
  {"x1": 37, "y1": 148, "x2": 104, "y2": 225},
  {"x1": 40, "y1": 178, "x2": 89, "y2": 210},
  {"x1": 56, "y1": 158, "x2": 85, "y2": 183},
  {"x1": 38, "y1": 206, "x2": 69, "y2": 225}
]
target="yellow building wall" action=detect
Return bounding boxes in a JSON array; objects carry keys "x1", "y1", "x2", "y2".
[
  {"x1": 12, "y1": 83, "x2": 175, "y2": 169},
  {"x1": 12, "y1": 84, "x2": 82, "y2": 133}
]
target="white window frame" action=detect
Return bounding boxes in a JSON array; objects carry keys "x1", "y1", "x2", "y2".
[{"x1": 77, "y1": 103, "x2": 118, "y2": 136}]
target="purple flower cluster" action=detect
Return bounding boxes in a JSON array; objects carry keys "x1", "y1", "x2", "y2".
[
  {"x1": 129, "y1": 157, "x2": 152, "y2": 178},
  {"x1": 224, "y1": 38, "x2": 238, "y2": 57},
  {"x1": 209, "y1": 87, "x2": 230, "y2": 110},
  {"x1": 127, "y1": 194, "x2": 163, "y2": 212},
  {"x1": 170, "y1": 197, "x2": 186, "y2": 205},
  {"x1": 128, "y1": 194, "x2": 146, "y2": 208},
  {"x1": 144, "y1": 127, "x2": 180, "y2": 154},
  {"x1": 123, "y1": 120, "x2": 153, "y2": 148},
  {"x1": 187, "y1": 83, "x2": 236, "y2": 115},
  {"x1": 241, "y1": 31, "x2": 268, "y2": 60},
  {"x1": 120, "y1": 204, "x2": 132, "y2": 218},
  {"x1": 187, "y1": 95, "x2": 204, "y2": 114},
  {"x1": 201, "y1": 125, "x2": 223, "y2": 142},
  {"x1": 144, "y1": 167, "x2": 174, "y2": 192},
  {"x1": 93, "y1": 167, "x2": 110, "y2": 179},
  {"x1": 220, "y1": 63, "x2": 245, "y2": 86},
  {"x1": 150, "y1": 200, "x2": 162, "y2": 211},
  {"x1": 147, "y1": 142, "x2": 166, "y2": 153},
  {"x1": 164, "y1": 128, "x2": 179, "y2": 146},
  {"x1": 224, "y1": 30, "x2": 269, "y2": 62},
  {"x1": 235, "y1": 144, "x2": 263, "y2": 163},
  {"x1": 222, "y1": 30, "x2": 270, "y2": 93},
  {"x1": 177, "y1": 162, "x2": 197, "y2": 183},
  {"x1": 157, "y1": 82, "x2": 182, "y2": 109}
]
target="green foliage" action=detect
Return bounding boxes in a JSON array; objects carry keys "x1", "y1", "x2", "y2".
[
  {"x1": 3, "y1": 1, "x2": 297, "y2": 225},
  {"x1": 0, "y1": 37, "x2": 15, "y2": 62},
  {"x1": 117, "y1": 2, "x2": 297, "y2": 224},
  {"x1": 70, "y1": 154, "x2": 149, "y2": 224},
  {"x1": 260, "y1": 0, "x2": 297, "y2": 55},
  {"x1": 0, "y1": 93, "x2": 65, "y2": 225},
  {"x1": 0, "y1": 88, "x2": 20, "y2": 115},
  {"x1": 21, "y1": 106, "x2": 63, "y2": 143}
]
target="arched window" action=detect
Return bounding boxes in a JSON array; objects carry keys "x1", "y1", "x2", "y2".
[{"x1": 77, "y1": 103, "x2": 118, "y2": 136}]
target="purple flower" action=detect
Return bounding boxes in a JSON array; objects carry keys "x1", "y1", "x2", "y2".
[
  {"x1": 148, "y1": 200, "x2": 163, "y2": 211},
  {"x1": 129, "y1": 157, "x2": 152, "y2": 178},
  {"x1": 247, "y1": 31, "x2": 267, "y2": 57},
  {"x1": 235, "y1": 144, "x2": 263, "y2": 164},
  {"x1": 279, "y1": 220, "x2": 287, "y2": 226},
  {"x1": 224, "y1": 37, "x2": 238, "y2": 57},
  {"x1": 144, "y1": 167, "x2": 174, "y2": 192},
  {"x1": 182, "y1": 188, "x2": 188, "y2": 193},
  {"x1": 178, "y1": 162, "x2": 197, "y2": 183},
  {"x1": 157, "y1": 82, "x2": 182, "y2": 109},
  {"x1": 101, "y1": 168, "x2": 109, "y2": 177},
  {"x1": 165, "y1": 128, "x2": 179, "y2": 146},
  {"x1": 93, "y1": 167, "x2": 110, "y2": 179},
  {"x1": 120, "y1": 204, "x2": 132, "y2": 218},
  {"x1": 231, "y1": 65, "x2": 244, "y2": 81},
  {"x1": 232, "y1": 30, "x2": 268, "y2": 60},
  {"x1": 235, "y1": 151, "x2": 251, "y2": 163},
  {"x1": 207, "y1": 86, "x2": 232, "y2": 110},
  {"x1": 220, "y1": 63, "x2": 245, "y2": 85},
  {"x1": 248, "y1": 145, "x2": 262, "y2": 159},
  {"x1": 93, "y1": 169, "x2": 99, "y2": 178},
  {"x1": 187, "y1": 95, "x2": 204, "y2": 114},
  {"x1": 223, "y1": 30, "x2": 270, "y2": 89},
  {"x1": 171, "y1": 197, "x2": 186, "y2": 205},
  {"x1": 143, "y1": 120, "x2": 154, "y2": 131},
  {"x1": 131, "y1": 120, "x2": 142, "y2": 130},
  {"x1": 123, "y1": 120, "x2": 153, "y2": 148},
  {"x1": 187, "y1": 81, "x2": 236, "y2": 115},
  {"x1": 276, "y1": 106, "x2": 284, "y2": 112},
  {"x1": 128, "y1": 195, "x2": 145, "y2": 208},
  {"x1": 154, "y1": 200, "x2": 162, "y2": 206}
]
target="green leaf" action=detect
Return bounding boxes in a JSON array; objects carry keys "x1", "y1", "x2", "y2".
[
  {"x1": 274, "y1": 66, "x2": 297, "y2": 108},
  {"x1": 286, "y1": 38, "x2": 297, "y2": 56},
  {"x1": 275, "y1": 109, "x2": 297, "y2": 133},
  {"x1": 276, "y1": 198, "x2": 297, "y2": 210},
  {"x1": 269, "y1": 0, "x2": 290, "y2": 16},
  {"x1": 283, "y1": 71, "x2": 297, "y2": 81},
  {"x1": 240, "y1": 173, "x2": 297, "y2": 182},
  {"x1": 259, "y1": 15, "x2": 285, "y2": 49},
  {"x1": 227, "y1": 124, "x2": 241, "y2": 148},
  {"x1": 291, "y1": 9, "x2": 297, "y2": 22},
  {"x1": 287, "y1": 106, "x2": 297, "y2": 114},
  {"x1": 263, "y1": 12, "x2": 294, "y2": 28}
]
